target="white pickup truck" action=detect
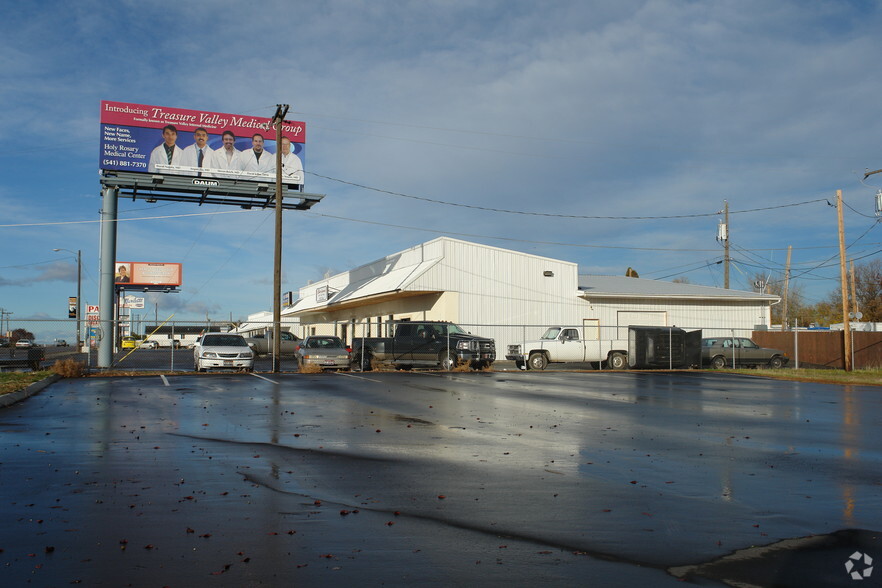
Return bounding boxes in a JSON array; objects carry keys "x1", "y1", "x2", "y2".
[{"x1": 506, "y1": 326, "x2": 628, "y2": 370}]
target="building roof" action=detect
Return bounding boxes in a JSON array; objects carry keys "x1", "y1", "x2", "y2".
[
  {"x1": 285, "y1": 256, "x2": 443, "y2": 315},
  {"x1": 144, "y1": 325, "x2": 227, "y2": 336},
  {"x1": 578, "y1": 275, "x2": 779, "y2": 302},
  {"x1": 279, "y1": 237, "x2": 778, "y2": 319}
]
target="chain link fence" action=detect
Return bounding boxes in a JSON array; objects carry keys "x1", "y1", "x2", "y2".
[
  {"x1": 0, "y1": 318, "x2": 809, "y2": 372},
  {"x1": 3, "y1": 318, "x2": 878, "y2": 372}
]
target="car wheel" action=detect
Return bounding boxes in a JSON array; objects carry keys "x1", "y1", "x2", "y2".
[
  {"x1": 440, "y1": 352, "x2": 458, "y2": 371},
  {"x1": 607, "y1": 351, "x2": 627, "y2": 370},
  {"x1": 527, "y1": 352, "x2": 548, "y2": 370},
  {"x1": 711, "y1": 355, "x2": 726, "y2": 369},
  {"x1": 768, "y1": 356, "x2": 784, "y2": 369}
]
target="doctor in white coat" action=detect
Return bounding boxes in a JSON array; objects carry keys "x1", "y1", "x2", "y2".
[
  {"x1": 179, "y1": 127, "x2": 212, "y2": 176},
  {"x1": 279, "y1": 136, "x2": 304, "y2": 184},
  {"x1": 147, "y1": 125, "x2": 185, "y2": 173},
  {"x1": 238, "y1": 133, "x2": 275, "y2": 178},
  {"x1": 209, "y1": 130, "x2": 242, "y2": 178}
]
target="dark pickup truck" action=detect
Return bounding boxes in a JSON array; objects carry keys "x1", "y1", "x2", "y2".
[
  {"x1": 351, "y1": 321, "x2": 495, "y2": 371},
  {"x1": 1, "y1": 346, "x2": 45, "y2": 372}
]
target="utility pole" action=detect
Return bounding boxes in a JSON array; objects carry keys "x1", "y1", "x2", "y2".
[
  {"x1": 75, "y1": 250, "x2": 82, "y2": 350},
  {"x1": 716, "y1": 201, "x2": 730, "y2": 288},
  {"x1": 0, "y1": 308, "x2": 10, "y2": 337},
  {"x1": 53, "y1": 248, "x2": 82, "y2": 350},
  {"x1": 724, "y1": 201, "x2": 730, "y2": 289},
  {"x1": 781, "y1": 245, "x2": 792, "y2": 331},
  {"x1": 270, "y1": 104, "x2": 289, "y2": 373},
  {"x1": 849, "y1": 260, "x2": 859, "y2": 315},
  {"x1": 836, "y1": 189, "x2": 852, "y2": 371}
]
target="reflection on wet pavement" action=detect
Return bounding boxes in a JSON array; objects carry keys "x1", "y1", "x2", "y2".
[{"x1": 0, "y1": 371, "x2": 880, "y2": 586}]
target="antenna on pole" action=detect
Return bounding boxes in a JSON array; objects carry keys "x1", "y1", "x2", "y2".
[{"x1": 716, "y1": 201, "x2": 730, "y2": 288}]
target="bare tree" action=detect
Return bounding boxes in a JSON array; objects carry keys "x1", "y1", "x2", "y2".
[{"x1": 805, "y1": 259, "x2": 881, "y2": 325}]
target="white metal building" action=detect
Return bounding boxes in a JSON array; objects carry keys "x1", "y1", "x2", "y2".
[
  {"x1": 232, "y1": 310, "x2": 300, "y2": 337},
  {"x1": 283, "y1": 237, "x2": 779, "y2": 353}
]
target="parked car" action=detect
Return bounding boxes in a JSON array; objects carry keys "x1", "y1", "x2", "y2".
[
  {"x1": 506, "y1": 325, "x2": 628, "y2": 370},
  {"x1": 139, "y1": 340, "x2": 159, "y2": 349},
  {"x1": 701, "y1": 337, "x2": 788, "y2": 369},
  {"x1": 244, "y1": 330, "x2": 301, "y2": 357},
  {"x1": 121, "y1": 336, "x2": 138, "y2": 349},
  {"x1": 351, "y1": 321, "x2": 495, "y2": 371},
  {"x1": 193, "y1": 333, "x2": 254, "y2": 372},
  {"x1": 15, "y1": 339, "x2": 33, "y2": 348},
  {"x1": 294, "y1": 336, "x2": 351, "y2": 371}
]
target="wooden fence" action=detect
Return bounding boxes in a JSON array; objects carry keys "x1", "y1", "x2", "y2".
[{"x1": 751, "y1": 330, "x2": 882, "y2": 370}]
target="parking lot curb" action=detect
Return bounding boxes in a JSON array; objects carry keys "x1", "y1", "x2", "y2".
[{"x1": 0, "y1": 373, "x2": 62, "y2": 408}]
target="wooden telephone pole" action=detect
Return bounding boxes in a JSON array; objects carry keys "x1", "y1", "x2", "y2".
[
  {"x1": 836, "y1": 189, "x2": 852, "y2": 371},
  {"x1": 271, "y1": 104, "x2": 289, "y2": 373},
  {"x1": 781, "y1": 245, "x2": 792, "y2": 331}
]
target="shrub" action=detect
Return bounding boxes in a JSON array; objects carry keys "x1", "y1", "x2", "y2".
[
  {"x1": 298, "y1": 362, "x2": 324, "y2": 374},
  {"x1": 51, "y1": 359, "x2": 86, "y2": 378}
]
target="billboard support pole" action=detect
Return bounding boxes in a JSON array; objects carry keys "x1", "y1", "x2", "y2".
[
  {"x1": 98, "y1": 186, "x2": 119, "y2": 369},
  {"x1": 271, "y1": 104, "x2": 289, "y2": 373}
]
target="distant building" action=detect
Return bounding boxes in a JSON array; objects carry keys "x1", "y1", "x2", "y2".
[
  {"x1": 143, "y1": 324, "x2": 226, "y2": 348},
  {"x1": 230, "y1": 311, "x2": 300, "y2": 337}
]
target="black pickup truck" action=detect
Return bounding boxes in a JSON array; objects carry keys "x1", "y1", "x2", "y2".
[
  {"x1": 1, "y1": 346, "x2": 45, "y2": 372},
  {"x1": 351, "y1": 321, "x2": 495, "y2": 371}
]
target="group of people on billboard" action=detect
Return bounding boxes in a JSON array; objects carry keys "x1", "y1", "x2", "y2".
[{"x1": 146, "y1": 125, "x2": 303, "y2": 184}]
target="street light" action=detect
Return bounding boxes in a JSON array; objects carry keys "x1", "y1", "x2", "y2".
[{"x1": 53, "y1": 248, "x2": 82, "y2": 351}]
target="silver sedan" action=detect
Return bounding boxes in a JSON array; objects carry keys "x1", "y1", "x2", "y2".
[
  {"x1": 193, "y1": 334, "x2": 254, "y2": 372},
  {"x1": 294, "y1": 336, "x2": 351, "y2": 371}
]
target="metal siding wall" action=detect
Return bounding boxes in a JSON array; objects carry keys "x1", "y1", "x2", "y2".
[
  {"x1": 291, "y1": 238, "x2": 774, "y2": 358},
  {"x1": 401, "y1": 239, "x2": 587, "y2": 352},
  {"x1": 586, "y1": 298, "x2": 770, "y2": 336}
]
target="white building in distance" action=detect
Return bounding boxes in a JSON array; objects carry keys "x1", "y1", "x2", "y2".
[{"x1": 282, "y1": 237, "x2": 779, "y2": 355}]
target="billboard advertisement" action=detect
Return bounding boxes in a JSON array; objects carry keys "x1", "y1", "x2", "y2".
[
  {"x1": 115, "y1": 262, "x2": 182, "y2": 287},
  {"x1": 100, "y1": 101, "x2": 306, "y2": 185}
]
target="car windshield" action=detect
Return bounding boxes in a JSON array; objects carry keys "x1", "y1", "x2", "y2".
[
  {"x1": 541, "y1": 328, "x2": 562, "y2": 340},
  {"x1": 305, "y1": 337, "x2": 344, "y2": 349},
  {"x1": 446, "y1": 324, "x2": 470, "y2": 336},
  {"x1": 202, "y1": 335, "x2": 247, "y2": 347}
]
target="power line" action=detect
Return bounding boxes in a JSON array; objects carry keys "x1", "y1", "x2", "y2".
[{"x1": 308, "y1": 170, "x2": 831, "y2": 220}]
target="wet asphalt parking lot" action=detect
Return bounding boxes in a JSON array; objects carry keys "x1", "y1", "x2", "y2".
[{"x1": 1, "y1": 369, "x2": 880, "y2": 587}]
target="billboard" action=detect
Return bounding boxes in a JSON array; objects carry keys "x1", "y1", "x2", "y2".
[
  {"x1": 115, "y1": 262, "x2": 182, "y2": 287},
  {"x1": 100, "y1": 101, "x2": 306, "y2": 186},
  {"x1": 122, "y1": 295, "x2": 146, "y2": 309}
]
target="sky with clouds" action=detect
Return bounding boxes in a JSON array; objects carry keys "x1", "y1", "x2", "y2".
[{"x1": 1, "y1": 0, "x2": 881, "y2": 337}]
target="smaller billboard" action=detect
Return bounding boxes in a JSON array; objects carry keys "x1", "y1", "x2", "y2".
[
  {"x1": 122, "y1": 295, "x2": 146, "y2": 309},
  {"x1": 115, "y1": 262, "x2": 182, "y2": 287},
  {"x1": 68, "y1": 297, "x2": 77, "y2": 319}
]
